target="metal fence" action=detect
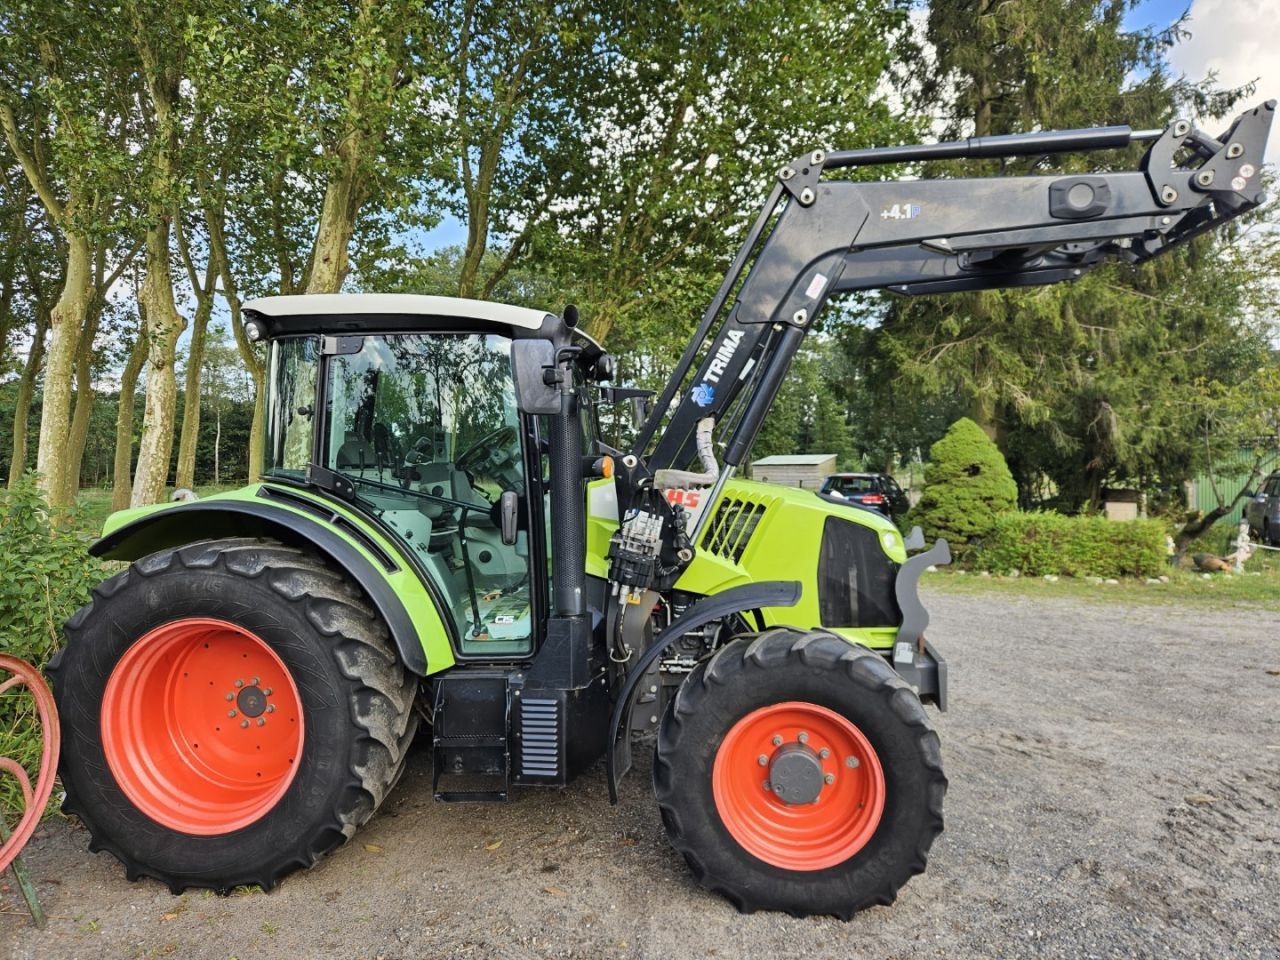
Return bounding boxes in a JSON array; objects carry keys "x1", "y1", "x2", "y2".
[{"x1": 1188, "y1": 447, "x2": 1280, "y2": 527}]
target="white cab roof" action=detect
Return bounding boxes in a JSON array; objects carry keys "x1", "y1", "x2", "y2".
[{"x1": 242, "y1": 294, "x2": 554, "y2": 331}]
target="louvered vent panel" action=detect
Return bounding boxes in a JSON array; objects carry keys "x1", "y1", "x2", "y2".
[
  {"x1": 701, "y1": 497, "x2": 769, "y2": 564},
  {"x1": 518, "y1": 698, "x2": 560, "y2": 778}
]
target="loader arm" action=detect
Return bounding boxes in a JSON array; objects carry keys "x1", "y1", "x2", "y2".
[{"x1": 637, "y1": 101, "x2": 1275, "y2": 483}]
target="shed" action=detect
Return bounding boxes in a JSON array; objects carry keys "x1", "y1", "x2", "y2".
[{"x1": 750, "y1": 453, "x2": 837, "y2": 490}]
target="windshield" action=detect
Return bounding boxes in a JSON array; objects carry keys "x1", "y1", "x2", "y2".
[{"x1": 322, "y1": 334, "x2": 533, "y2": 656}]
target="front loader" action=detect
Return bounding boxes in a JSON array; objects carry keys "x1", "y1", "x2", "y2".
[{"x1": 49, "y1": 101, "x2": 1273, "y2": 918}]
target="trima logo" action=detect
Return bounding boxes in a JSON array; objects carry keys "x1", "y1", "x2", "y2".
[{"x1": 705, "y1": 330, "x2": 744, "y2": 384}]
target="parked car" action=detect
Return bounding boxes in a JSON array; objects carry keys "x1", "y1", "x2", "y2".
[
  {"x1": 1245, "y1": 469, "x2": 1280, "y2": 546},
  {"x1": 819, "y1": 472, "x2": 910, "y2": 521}
]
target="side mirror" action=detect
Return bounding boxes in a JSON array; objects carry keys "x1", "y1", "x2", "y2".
[
  {"x1": 510, "y1": 340, "x2": 560, "y2": 415},
  {"x1": 499, "y1": 490, "x2": 519, "y2": 545},
  {"x1": 903, "y1": 525, "x2": 926, "y2": 552}
]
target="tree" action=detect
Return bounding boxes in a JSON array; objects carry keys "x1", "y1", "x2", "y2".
[
  {"x1": 910, "y1": 417, "x2": 1018, "y2": 555},
  {"x1": 0, "y1": 1, "x2": 136, "y2": 504}
]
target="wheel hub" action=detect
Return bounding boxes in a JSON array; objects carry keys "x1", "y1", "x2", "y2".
[
  {"x1": 236, "y1": 684, "x2": 268, "y2": 719},
  {"x1": 768, "y1": 743, "x2": 824, "y2": 805}
]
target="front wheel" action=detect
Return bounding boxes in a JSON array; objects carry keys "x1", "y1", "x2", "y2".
[
  {"x1": 654, "y1": 628, "x2": 946, "y2": 919},
  {"x1": 48, "y1": 538, "x2": 418, "y2": 893}
]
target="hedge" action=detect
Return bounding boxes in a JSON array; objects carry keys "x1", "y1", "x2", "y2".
[{"x1": 973, "y1": 511, "x2": 1168, "y2": 578}]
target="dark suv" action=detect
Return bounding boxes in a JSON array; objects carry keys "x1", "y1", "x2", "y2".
[
  {"x1": 1245, "y1": 469, "x2": 1280, "y2": 546},
  {"x1": 820, "y1": 472, "x2": 910, "y2": 521}
]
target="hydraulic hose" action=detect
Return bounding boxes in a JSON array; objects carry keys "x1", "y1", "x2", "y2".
[{"x1": 654, "y1": 418, "x2": 718, "y2": 489}]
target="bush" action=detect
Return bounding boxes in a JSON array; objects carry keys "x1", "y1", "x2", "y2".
[
  {"x1": 909, "y1": 417, "x2": 1017, "y2": 555},
  {"x1": 975, "y1": 511, "x2": 1168, "y2": 578},
  {"x1": 0, "y1": 476, "x2": 110, "y2": 815}
]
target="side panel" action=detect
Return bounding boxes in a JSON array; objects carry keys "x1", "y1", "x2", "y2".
[
  {"x1": 675, "y1": 478, "x2": 908, "y2": 649},
  {"x1": 92, "y1": 484, "x2": 456, "y2": 676}
]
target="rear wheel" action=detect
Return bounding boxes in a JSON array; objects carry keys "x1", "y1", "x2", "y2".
[
  {"x1": 654, "y1": 627, "x2": 946, "y2": 919},
  {"x1": 48, "y1": 538, "x2": 418, "y2": 893}
]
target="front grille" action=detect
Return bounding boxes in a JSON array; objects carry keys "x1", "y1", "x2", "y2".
[
  {"x1": 518, "y1": 698, "x2": 560, "y2": 778},
  {"x1": 701, "y1": 497, "x2": 768, "y2": 563}
]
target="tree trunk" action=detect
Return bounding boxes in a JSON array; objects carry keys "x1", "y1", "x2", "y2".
[
  {"x1": 208, "y1": 209, "x2": 265, "y2": 480},
  {"x1": 8, "y1": 311, "x2": 48, "y2": 487},
  {"x1": 111, "y1": 329, "x2": 148, "y2": 510},
  {"x1": 214, "y1": 404, "x2": 222, "y2": 486},
  {"x1": 306, "y1": 142, "x2": 364, "y2": 294},
  {"x1": 61, "y1": 298, "x2": 103, "y2": 503},
  {"x1": 131, "y1": 221, "x2": 187, "y2": 506},
  {"x1": 37, "y1": 233, "x2": 93, "y2": 506},
  {"x1": 174, "y1": 293, "x2": 213, "y2": 489}
]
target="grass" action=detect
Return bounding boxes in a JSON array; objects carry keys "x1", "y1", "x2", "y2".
[{"x1": 924, "y1": 533, "x2": 1280, "y2": 610}]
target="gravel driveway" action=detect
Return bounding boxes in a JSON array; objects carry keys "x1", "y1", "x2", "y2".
[{"x1": 4, "y1": 591, "x2": 1278, "y2": 960}]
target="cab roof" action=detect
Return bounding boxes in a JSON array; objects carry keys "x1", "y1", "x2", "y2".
[{"x1": 242, "y1": 294, "x2": 556, "y2": 333}]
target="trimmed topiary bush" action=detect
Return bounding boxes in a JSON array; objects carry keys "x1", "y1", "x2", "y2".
[
  {"x1": 909, "y1": 417, "x2": 1017, "y2": 555},
  {"x1": 975, "y1": 511, "x2": 1167, "y2": 578}
]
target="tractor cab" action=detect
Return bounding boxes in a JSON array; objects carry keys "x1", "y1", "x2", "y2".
[{"x1": 244, "y1": 293, "x2": 605, "y2": 659}]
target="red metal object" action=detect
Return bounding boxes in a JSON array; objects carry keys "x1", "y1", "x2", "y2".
[
  {"x1": 0, "y1": 654, "x2": 60, "y2": 875},
  {"x1": 100, "y1": 618, "x2": 304, "y2": 835},
  {"x1": 712, "y1": 701, "x2": 885, "y2": 871}
]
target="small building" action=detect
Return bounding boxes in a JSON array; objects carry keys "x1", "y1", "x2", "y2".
[{"x1": 750, "y1": 453, "x2": 837, "y2": 490}]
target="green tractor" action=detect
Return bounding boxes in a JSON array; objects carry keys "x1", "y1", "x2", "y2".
[{"x1": 50, "y1": 103, "x2": 1273, "y2": 917}]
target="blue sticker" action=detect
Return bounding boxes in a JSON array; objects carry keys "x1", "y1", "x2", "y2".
[{"x1": 691, "y1": 383, "x2": 715, "y2": 407}]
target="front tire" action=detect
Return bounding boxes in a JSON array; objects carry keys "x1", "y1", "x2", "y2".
[
  {"x1": 48, "y1": 538, "x2": 418, "y2": 893},
  {"x1": 654, "y1": 628, "x2": 946, "y2": 919}
]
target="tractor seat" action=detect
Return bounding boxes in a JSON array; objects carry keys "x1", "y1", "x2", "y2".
[{"x1": 336, "y1": 432, "x2": 376, "y2": 470}]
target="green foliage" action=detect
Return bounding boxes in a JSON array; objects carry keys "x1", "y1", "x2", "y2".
[
  {"x1": 0, "y1": 475, "x2": 110, "y2": 813},
  {"x1": 975, "y1": 511, "x2": 1168, "y2": 578},
  {"x1": 909, "y1": 418, "x2": 1017, "y2": 552}
]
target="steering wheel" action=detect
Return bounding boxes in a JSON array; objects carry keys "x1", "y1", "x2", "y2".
[{"x1": 455, "y1": 426, "x2": 520, "y2": 476}]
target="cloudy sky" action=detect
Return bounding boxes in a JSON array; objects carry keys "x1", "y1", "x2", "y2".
[{"x1": 1133, "y1": 0, "x2": 1280, "y2": 163}]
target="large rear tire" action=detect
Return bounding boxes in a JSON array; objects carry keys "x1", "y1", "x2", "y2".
[
  {"x1": 653, "y1": 627, "x2": 946, "y2": 919},
  {"x1": 48, "y1": 538, "x2": 418, "y2": 893}
]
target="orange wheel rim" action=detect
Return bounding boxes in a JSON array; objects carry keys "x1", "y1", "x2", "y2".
[
  {"x1": 712, "y1": 701, "x2": 885, "y2": 871},
  {"x1": 101, "y1": 618, "x2": 304, "y2": 835}
]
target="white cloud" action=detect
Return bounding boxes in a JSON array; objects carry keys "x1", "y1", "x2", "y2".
[{"x1": 1166, "y1": 0, "x2": 1280, "y2": 163}]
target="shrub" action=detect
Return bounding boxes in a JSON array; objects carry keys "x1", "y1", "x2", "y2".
[
  {"x1": 975, "y1": 511, "x2": 1168, "y2": 578},
  {"x1": 0, "y1": 476, "x2": 109, "y2": 814},
  {"x1": 909, "y1": 417, "x2": 1017, "y2": 555}
]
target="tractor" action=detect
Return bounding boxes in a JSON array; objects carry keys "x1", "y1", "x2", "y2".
[{"x1": 49, "y1": 102, "x2": 1273, "y2": 918}]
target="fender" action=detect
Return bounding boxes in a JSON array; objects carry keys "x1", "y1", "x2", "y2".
[
  {"x1": 606, "y1": 580, "x2": 802, "y2": 803},
  {"x1": 90, "y1": 492, "x2": 444, "y2": 676}
]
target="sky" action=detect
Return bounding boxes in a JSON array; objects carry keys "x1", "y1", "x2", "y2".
[{"x1": 1130, "y1": 0, "x2": 1280, "y2": 164}]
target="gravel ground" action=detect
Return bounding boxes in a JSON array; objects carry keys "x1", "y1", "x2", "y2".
[{"x1": 3, "y1": 591, "x2": 1278, "y2": 960}]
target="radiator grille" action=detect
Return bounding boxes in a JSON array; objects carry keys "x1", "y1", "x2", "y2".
[
  {"x1": 701, "y1": 497, "x2": 769, "y2": 563},
  {"x1": 518, "y1": 698, "x2": 560, "y2": 778}
]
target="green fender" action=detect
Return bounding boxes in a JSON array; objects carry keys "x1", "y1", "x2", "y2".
[{"x1": 90, "y1": 484, "x2": 456, "y2": 676}]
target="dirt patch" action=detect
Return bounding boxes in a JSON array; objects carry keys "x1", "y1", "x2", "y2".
[{"x1": 3, "y1": 592, "x2": 1278, "y2": 959}]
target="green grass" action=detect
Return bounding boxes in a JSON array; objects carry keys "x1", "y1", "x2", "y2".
[{"x1": 924, "y1": 536, "x2": 1280, "y2": 610}]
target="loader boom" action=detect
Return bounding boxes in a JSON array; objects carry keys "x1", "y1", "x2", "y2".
[{"x1": 638, "y1": 101, "x2": 1276, "y2": 486}]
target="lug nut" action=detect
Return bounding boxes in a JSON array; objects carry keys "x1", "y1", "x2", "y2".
[
  {"x1": 757, "y1": 754, "x2": 769, "y2": 766},
  {"x1": 240, "y1": 720, "x2": 250, "y2": 729},
  {"x1": 251, "y1": 677, "x2": 260, "y2": 686},
  {"x1": 227, "y1": 710, "x2": 237, "y2": 718},
  {"x1": 824, "y1": 773, "x2": 836, "y2": 785},
  {"x1": 772, "y1": 734, "x2": 783, "y2": 746},
  {"x1": 797, "y1": 731, "x2": 809, "y2": 744},
  {"x1": 224, "y1": 693, "x2": 234, "y2": 702},
  {"x1": 266, "y1": 704, "x2": 276, "y2": 714},
  {"x1": 763, "y1": 781, "x2": 771, "y2": 791},
  {"x1": 257, "y1": 718, "x2": 266, "y2": 727},
  {"x1": 264, "y1": 688, "x2": 273, "y2": 696},
  {"x1": 819, "y1": 748, "x2": 831, "y2": 759},
  {"x1": 234, "y1": 679, "x2": 244, "y2": 688},
  {"x1": 845, "y1": 756, "x2": 860, "y2": 768}
]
